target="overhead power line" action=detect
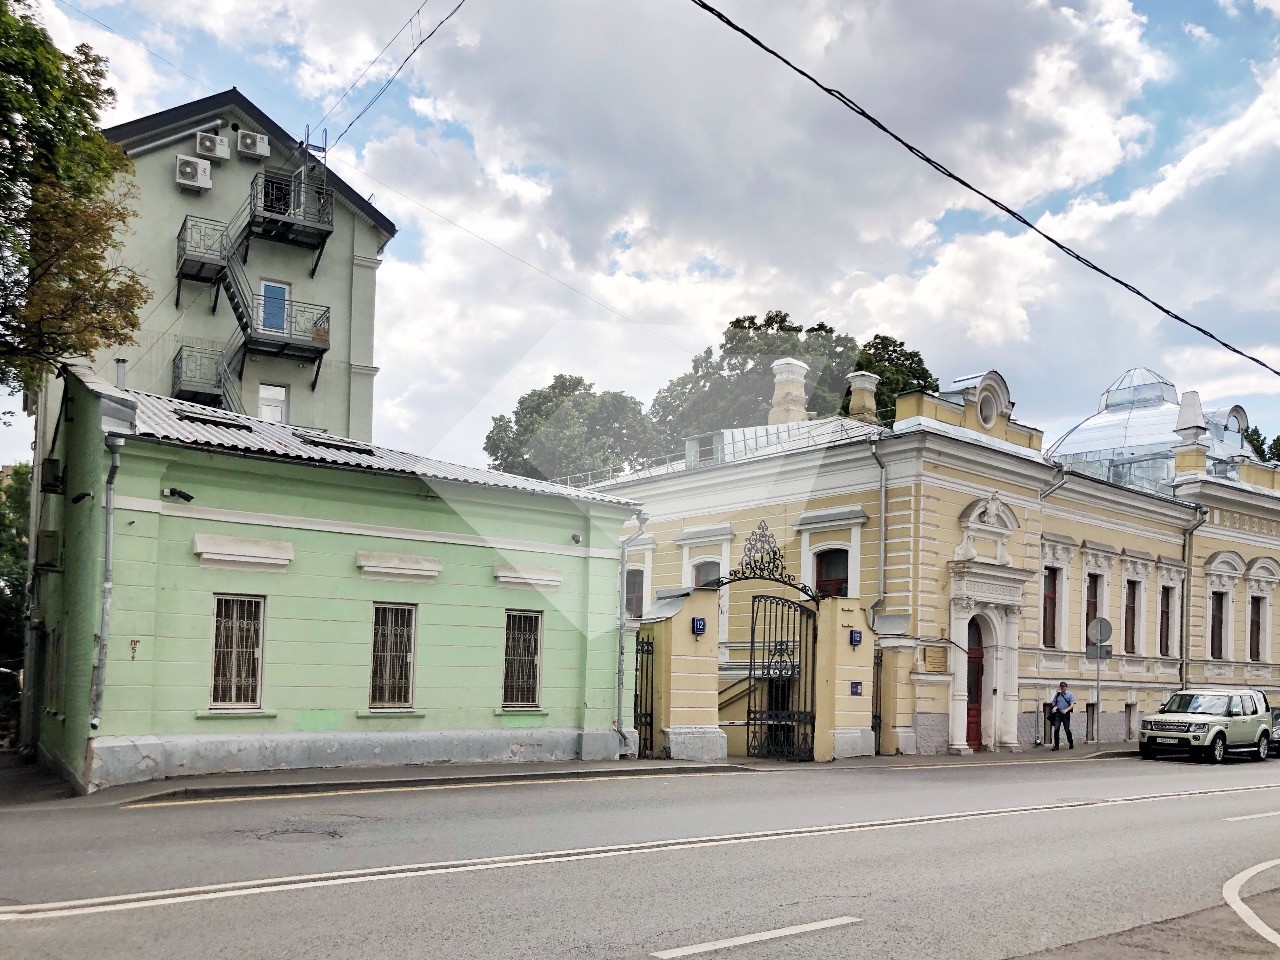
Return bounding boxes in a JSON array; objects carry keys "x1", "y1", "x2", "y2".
[
  {"x1": 332, "y1": 0, "x2": 469, "y2": 148},
  {"x1": 685, "y1": 0, "x2": 1280, "y2": 380},
  {"x1": 314, "y1": 0, "x2": 435, "y2": 130}
]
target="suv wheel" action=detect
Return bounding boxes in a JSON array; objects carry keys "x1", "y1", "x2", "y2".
[
  {"x1": 1256, "y1": 733, "x2": 1270, "y2": 762},
  {"x1": 1205, "y1": 733, "x2": 1227, "y2": 764}
]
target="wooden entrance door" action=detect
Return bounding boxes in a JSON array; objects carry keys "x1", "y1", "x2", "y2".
[{"x1": 966, "y1": 619, "x2": 984, "y2": 751}]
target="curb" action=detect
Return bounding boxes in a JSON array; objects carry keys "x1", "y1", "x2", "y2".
[{"x1": 117, "y1": 762, "x2": 758, "y2": 806}]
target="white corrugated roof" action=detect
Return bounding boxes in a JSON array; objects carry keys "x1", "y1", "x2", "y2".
[{"x1": 124, "y1": 391, "x2": 636, "y2": 508}]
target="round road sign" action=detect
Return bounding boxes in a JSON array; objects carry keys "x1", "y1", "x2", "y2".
[{"x1": 1086, "y1": 617, "x2": 1113, "y2": 643}]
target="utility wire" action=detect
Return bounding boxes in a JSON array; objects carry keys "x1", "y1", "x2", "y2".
[
  {"x1": 332, "y1": 0, "x2": 469, "y2": 148},
  {"x1": 686, "y1": 0, "x2": 1280, "y2": 380},
  {"x1": 315, "y1": 0, "x2": 435, "y2": 130}
]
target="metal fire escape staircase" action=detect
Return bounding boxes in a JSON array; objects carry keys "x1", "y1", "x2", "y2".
[{"x1": 174, "y1": 151, "x2": 336, "y2": 408}]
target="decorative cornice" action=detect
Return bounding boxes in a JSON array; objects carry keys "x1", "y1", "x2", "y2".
[
  {"x1": 353, "y1": 254, "x2": 383, "y2": 270},
  {"x1": 493, "y1": 562, "x2": 564, "y2": 590},
  {"x1": 193, "y1": 534, "x2": 293, "y2": 572},
  {"x1": 1041, "y1": 538, "x2": 1076, "y2": 566},
  {"x1": 356, "y1": 551, "x2": 442, "y2": 582},
  {"x1": 350, "y1": 363, "x2": 380, "y2": 377}
]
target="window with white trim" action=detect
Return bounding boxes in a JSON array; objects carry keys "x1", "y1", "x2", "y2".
[
  {"x1": 1158, "y1": 585, "x2": 1175, "y2": 658},
  {"x1": 1210, "y1": 591, "x2": 1227, "y2": 660},
  {"x1": 625, "y1": 568, "x2": 645, "y2": 618},
  {"x1": 211, "y1": 595, "x2": 264, "y2": 708},
  {"x1": 692, "y1": 559, "x2": 721, "y2": 587},
  {"x1": 1123, "y1": 580, "x2": 1140, "y2": 655},
  {"x1": 258, "y1": 383, "x2": 288, "y2": 424},
  {"x1": 815, "y1": 548, "x2": 849, "y2": 598},
  {"x1": 1042, "y1": 568, "x2": 1059, "y2": 650},
  {"x1": 1249, "y1": 595, "x2": 1265, "y2": 663},
  {"x1": 502, "y1": 610, "x2": 541, "y2": 708},
  {"x1": 370, "y1": 603, "x2": 416, "y2": 709}
]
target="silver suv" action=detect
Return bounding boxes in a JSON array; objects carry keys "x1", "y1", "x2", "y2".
[{"x1": 1138, "y1": 689, "x2": 1272, "y2": 763}]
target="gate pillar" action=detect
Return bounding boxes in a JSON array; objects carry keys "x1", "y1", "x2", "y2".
[
  {"x1": 644, "y1": 587, "x2": 727, "y2": 761},
  {"x1": 813, "y1": 598, "x2": 877, "y2": 760}
]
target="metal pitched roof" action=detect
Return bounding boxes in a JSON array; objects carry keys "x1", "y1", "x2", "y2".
[
  {"x1": 103, "y1": 88, "x2": 397, "y2": 240},
  {"x1": 125, "y1": 391, "x2": 636, "y2": 509}
]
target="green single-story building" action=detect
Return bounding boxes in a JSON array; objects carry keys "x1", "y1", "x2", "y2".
[{"x1": 30, "y1": 364, "x2": 640, "y2": 792}]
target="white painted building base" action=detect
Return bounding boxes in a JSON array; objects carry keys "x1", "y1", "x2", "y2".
[
  {"x1": 664, "y1": 725, "x2": 728, "y2": 762},
  {"x1": 832, "y1": 727, "x2": 876, "y2": 758},
  {"x1": 86, "y1": 728, "x2": 631, "y2": 792}
]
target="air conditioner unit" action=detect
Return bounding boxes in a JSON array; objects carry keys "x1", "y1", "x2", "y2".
[
  {"x1": 35, "y1": 531, "x2": 60, "y2": 570},
  {"x1": 175, "y1": 154, "x2": 212, "y2": 192},
  {"x1": 236, "y1": 131, "x2": 270, "y2": 161},
  {"x1": 195, "y1": 132, "x2": 229, "y2": 163}
]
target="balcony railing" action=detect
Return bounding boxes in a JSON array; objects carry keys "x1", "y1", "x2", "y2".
[
  {"x1": 172, "y1": 344, "x2": 224, "y2": 402},
  {"x1": 176, "y1": 216, "x2": 229, "y2": 282},
  {"x1": 250, "y1": 295, "x2": 331, "y2": 347},
  {"x1": 246, "y1": 171, "x2": 334, "y2": 249}
]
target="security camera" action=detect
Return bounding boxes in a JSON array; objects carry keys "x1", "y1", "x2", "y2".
[
  {"x1": 89, "y1": 717, "x2": 100, "y2": 730},
  {"x1": 571, "y1": 533, "x2": 582, "y2": 545},
  {"x1": 163, "y1": 488, "x2": 195, "y2": 503}
]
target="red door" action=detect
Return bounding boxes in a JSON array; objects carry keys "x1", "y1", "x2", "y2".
[{"x1": 966, "y1": 619, "x2": 984, "y2": 751}]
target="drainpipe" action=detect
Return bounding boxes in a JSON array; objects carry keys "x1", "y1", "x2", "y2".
[
  {"x1": 1039, "y1": 465, "x2": 1068, "y2": 502},
  {"x1": 88, "y1": 437, "x2": 123, "y2": 730},
  {"x1": 868, "y1": 440, "x2": 887, "y2": 627},
  {"x1": 1180, "y1": 506, "x2": 1209, "y2": 690},
  {"x1": 616, "y1": 510, "x2": 649, "y2": 748}
]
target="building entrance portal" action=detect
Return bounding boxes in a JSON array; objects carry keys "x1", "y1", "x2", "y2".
[{"x1": 966, "y1": 618, "x2": 984, "y2": 752}]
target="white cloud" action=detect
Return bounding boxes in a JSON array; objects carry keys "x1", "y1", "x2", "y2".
[{"x1": 1183, "y1": 22, "x2": 1217, "y2": 45}]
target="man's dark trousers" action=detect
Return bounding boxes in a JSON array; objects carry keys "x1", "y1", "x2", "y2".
[{"x1": 1053, "y1": 712, "x2": 1074, "y2": 749}]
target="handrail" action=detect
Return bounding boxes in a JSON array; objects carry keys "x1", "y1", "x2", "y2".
[{"x1": 176, "y1": 216, "x2": 229, "y2": 270}]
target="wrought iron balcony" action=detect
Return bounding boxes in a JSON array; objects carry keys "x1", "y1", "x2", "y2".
[
  {"x1": 246, "y1": 170, "x2": 334, "y2": 250},
  {"x1": 245, "y1": 294, "x2": 331, "y2": 360},
  {"x1": 171, "y1": 344, "x2": 225, "y2": 404},
  {"x1": 176, "y1": 216, "x2": 229, "y2": 283}
]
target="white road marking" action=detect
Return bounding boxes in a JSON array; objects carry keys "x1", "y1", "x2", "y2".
[
  {"x1": 1224, "y1": 810, "x2": 1280, "y2": 822},
  {"x1": 1223, "y1": 859, "x2": 1280, "y2": 949},
  {"x1": 5, "y1": 781, "x2": 1279, "y2": 922},
  {"x1": 650, "y1": 916, "x2": 861, "y2": 958}
]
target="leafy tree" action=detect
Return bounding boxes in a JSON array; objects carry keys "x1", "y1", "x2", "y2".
[
  {"x1": 0, "y1": 1, "x2": 148, "y2": 391},
  {"x1": 484, "y1": 375, "x2": 663, "y2": 482},
  {"x1": 1244, "y1": 426, "x2": 1268, "y2": 461},
  {"x1": 1268, "y1": 436, "x2": 1280, "y2": 464},
  {"x1": 0, "y1": 463, "x2": 29, "y2": 719},
  {"x1": 648, "y1": 311, "x2": 861, "y2": 448},
  {"x1": 842, "y1": 333, "x2": 939, "y2": 423}
]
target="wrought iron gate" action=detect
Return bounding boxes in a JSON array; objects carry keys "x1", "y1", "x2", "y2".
[
  {"x1": 634, "y1": 629, "x2": 655, "y2": 759},
  {"x1": 747, "y1": 594, "x2": 816, "y2": 761}
]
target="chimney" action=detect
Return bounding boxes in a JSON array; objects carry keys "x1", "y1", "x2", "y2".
[
  {"x1": 1174, "y1": 390, "x2": 1207, "y2": 444},
  {"x1": 768, "y1": 358, "x2": 810, "y2": 425},
  {"x1": 115, "y1": 358, "x2": 128, "y2": 389},
  {"x1": 845, "y1": 370, "x2": 882, "y2": 424}
]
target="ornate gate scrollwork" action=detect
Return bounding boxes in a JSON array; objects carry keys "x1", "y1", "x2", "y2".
[{"x1": 710, "y1": 521, "x2": 820, "y2": 603}]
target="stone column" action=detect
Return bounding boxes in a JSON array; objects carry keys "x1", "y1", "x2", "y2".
[
  {"x1": 997, "y1": 603, "x2": 1023, "y2": 751},
  {"x1": 948, "y1": 598, "x2": 975, "y2": 754}
]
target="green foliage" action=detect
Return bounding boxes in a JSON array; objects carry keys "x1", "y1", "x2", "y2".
[
  {"x1": 844, "y1": 333, "x2": 939, "y2": 423},
  {"x1": 648, "y1": 310, "x2": 861, "y2": 449},
  {"x1": 484, "y1": 375, "x2": 663, "y2": 481},
  {"x1": 0, "y1": 463, "x2": 29, "y2": 716},
  {"x1": 1243, "y1": 426, "x2": 1280, "y2": 463},
  {"x1": 0, "y1": 1, "x2": 147, "y2": 391}
]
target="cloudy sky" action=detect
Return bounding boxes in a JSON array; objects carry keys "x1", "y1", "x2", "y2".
[{"x1": 15, "y1": 0, "x2": 1280, "y2": 468}]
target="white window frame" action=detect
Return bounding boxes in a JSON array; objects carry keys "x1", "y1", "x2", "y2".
[
  {"x1": 1040, "y1": 538, "x2": 1076, "y2": 651},
  {"x1": 624, "y1": 566, "x2": 647, "y2": 620},
  {"x1": 1040, "y1": 566, "x2": 1065, "y2": 651},
  {"x1": 210, "y1": 594, "x2": 265, "y2": 710},
  {"x1": 259, "y1": 278, "x2": 291, "y2": 333},
  {"x1": 797, "y1": 511, "x2": 865, "y2": 599},
  {"x1": 258, "y1": 383, "x2": 289, "y2": 424},
  {"x1": 623, "y1": 533, "x2": 654, "y2": 619},
  {"x1": 1081, "y1": 545, "x2": 1114, "y2": 650},
  {"x1": 369, "y1": 602, "x2": 417, "y2": 710},
  {"x1": 813, "y1": 546, "x2": 851, "y2": 599},
  {"x1": 1155, "y1": 562, "x2": 1185, "y2": 659},
  {"x1": 1245, "y1": 557, "x2": 1280, "y2": 665},
  {"x1": 501, "y1": 609, "x2": 543, "y2": 709},
  {"x1": 1206, "y1": 551, "x2": 1245, "y2": 662},
  {"x1": 691, "y1": 558, "x2": 722, "y2": 588}
]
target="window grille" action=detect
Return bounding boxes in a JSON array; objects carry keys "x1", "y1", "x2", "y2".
[
  {"x1": 370, "y1": 603, "x2": 416, "y2": 708},
  {"x1": 211, "y1": 596, "x2": 263, "y2": 707},
  {"x1": 502, "y1": 611, "x2": 541, "y2": 708}
]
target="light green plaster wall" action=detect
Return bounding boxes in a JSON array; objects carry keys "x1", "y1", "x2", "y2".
[
  {"x1": 34, "y1": 379, "x2": 109, "y2": 779},
  {"x1": 93, "y1": 438, "x2": 632, "y2": 741},
  {"x1": 86, "y1": 107, "x2": 383, "y2": 441}
]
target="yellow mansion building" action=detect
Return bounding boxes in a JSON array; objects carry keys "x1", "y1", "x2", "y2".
[{"x1": 595, "y1": 363, "x2": 1280, "y2": 756}]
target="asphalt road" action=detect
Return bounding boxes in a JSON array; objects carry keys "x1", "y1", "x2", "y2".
[{"x1": 2, "y1": 755, "x2": 1280, "y2": 959}]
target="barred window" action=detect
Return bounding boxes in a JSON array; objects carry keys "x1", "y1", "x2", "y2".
[
  {"x1": 370, "y1": 603, "x2": 416, "y2": 708},
  {"x1": 502, "y1": 610, "x2": 541, "y2": 708},
  {"x1": 211, "y1": 596, "x2": 263, "y2": 708}
]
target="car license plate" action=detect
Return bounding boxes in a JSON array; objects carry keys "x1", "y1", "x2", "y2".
[{"x1": 1155, "y1": 737, "x2": 1181, "y2": 745}]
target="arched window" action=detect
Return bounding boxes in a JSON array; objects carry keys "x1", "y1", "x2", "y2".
[
  {"x1": 625, "y1": 568, "x2": 645, "y2": 619},
  {"x1": 816, "y1": 548, "x2": 849, "y2": 598},
  {"x1": 692, "y1": 560, "x2": 721, "y2": 587}
]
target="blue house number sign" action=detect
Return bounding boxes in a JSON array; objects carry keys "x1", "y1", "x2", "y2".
[
  {"x1": 691, "y1": 617, "x2": 707, "y2": 636},
  {"x1": 850, "y1": 681, "x2": 863, "y2": 696},
  {"x1": 849, "y1": 629, "x2": 863, "y2": 647}
]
